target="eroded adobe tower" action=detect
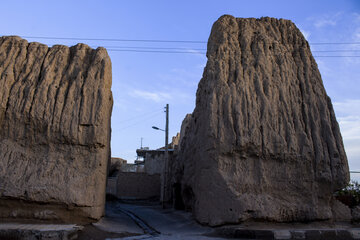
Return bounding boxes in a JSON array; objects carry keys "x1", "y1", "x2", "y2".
[
  {"x1": 0, "y1": 36, "x2": 112, "y2": 222},
  {"x1": 175, "y1": 15, "x2": 349, "y2": 226}
]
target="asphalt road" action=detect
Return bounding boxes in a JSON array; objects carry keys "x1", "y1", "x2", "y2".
[{"x1": 98, "y1": 200, "x2": 240, "y2": 240}]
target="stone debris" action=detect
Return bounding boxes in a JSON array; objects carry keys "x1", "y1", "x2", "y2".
[
  {"x1": 0, "y1": 36, "x2": 113, "y2": 222},
  {"x1": 332, "y1": 199, "x2": 352, "y2": 222},
  {"x1": 175, "y1": 15, "x2": 350, "y2": 226}
]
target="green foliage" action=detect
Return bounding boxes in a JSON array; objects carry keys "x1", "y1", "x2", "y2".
[{"x1": 335, "y1": 180, "x2": 360, "y2": 208}]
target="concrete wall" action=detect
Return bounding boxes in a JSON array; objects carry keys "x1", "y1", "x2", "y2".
[
  {"x1": 106, "y1": 177, "x2": 117, "y2": 196},
  {"x1": 121, "y1": 164, "x2": 145, "y2": 173},
  {"x1": 144, "y1": 151, "x2": 176, "y2": 175},
  {"x1": 145, "y1": 152, "x2": 164, "y2": 175},
  {"x1": 116, "y1": 172, "x2": 160, "y2": 199}
]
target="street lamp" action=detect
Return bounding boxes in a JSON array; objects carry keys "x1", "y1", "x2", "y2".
[
  {"x1": 152, "y1": 126, "x2": 165, "y2": 131},
  {"x1": 152, "y1": 104, "x2": 169, "y2": 208}
]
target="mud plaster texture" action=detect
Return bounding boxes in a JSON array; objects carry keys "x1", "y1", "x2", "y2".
[
  {"x1": 175, "y1": 15, "x2": 349, "y2": 226},
  {"x1": 0, "y1": 36, "x2": 113, "y2": 223}
]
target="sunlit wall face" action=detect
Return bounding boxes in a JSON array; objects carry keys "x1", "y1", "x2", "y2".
[{"x1": 0, "y1": 1, "x2": 359, "y2": 180}]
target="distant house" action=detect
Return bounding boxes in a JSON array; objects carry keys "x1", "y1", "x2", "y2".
[{"x1": 136, "y1": 133, "x2": 180, "y2": 175}]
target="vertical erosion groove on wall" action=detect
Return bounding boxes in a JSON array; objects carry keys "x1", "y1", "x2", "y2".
[
  {"x1": 174, "y1": 15, "x2": 349, "y2": 226},
  {"x1": 0, "y1": 36, "x2": 113, "y2": 223}
]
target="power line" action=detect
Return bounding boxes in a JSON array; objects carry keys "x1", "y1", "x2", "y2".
[
  {"x1": 88, "y1": 45, "x2": 360, "y2": 53},
  {"x1": 109, "y1": 48, "x2": 358, "y2": 52},
  {"x1": 97, "y1": 46, "x2": 206, "y2": 51},
  {"x1": 118, "y1": 108, "x2": 164, "y2": 124},
  {"x1": 313, "y1": 56, "x2": 360, "y2": 57},
  {"x1": 118, "y1": 111, "x2": 163, "y2": 131},
  {"x1": 311, "y1": 42, "x2": 360, "y2": 45},
  {"x1": 107, "y1": 49, "x2": 206, "y2": 54},
  {"x1": 312, "y1": 50, "x2": 360, "y2": 52},
  {"x1": 107, "y1": 49, "x2": 360, "y2": 56},
  {"x1": 10, "y1": 35, "x2": 360, "y2": 56},
  {"x1": 109, "y1": 47, "x2": 360, "y2": 52},
  {"x1": 13, "y1": 35, "x2": 360, "y2": 45},
  {"x1": 19, "y1": 35, "x2": 207, "y2": 44}
]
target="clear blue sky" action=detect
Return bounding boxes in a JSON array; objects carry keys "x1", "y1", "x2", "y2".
[{"x1": 1, "y1": 1, "x2": 360, "y2": 179}]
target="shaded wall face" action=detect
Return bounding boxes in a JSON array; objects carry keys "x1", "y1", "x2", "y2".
[
  {"x1": 145, "y1": 152, "x2": 164, "y2": 175},
  {"x1": 176, "y1": 16, "x2": 349, "y2": 226},
  {"x1": 116, "y1": 172, "x2": 160, "y2": 200},
  {"x1": 0, "y1": 36, "x2": 113, "y2": 222}
]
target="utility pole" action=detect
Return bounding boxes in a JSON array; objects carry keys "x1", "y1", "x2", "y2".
[{"x1": 162, "y1": 104, "x2": 169, "y2": 208}]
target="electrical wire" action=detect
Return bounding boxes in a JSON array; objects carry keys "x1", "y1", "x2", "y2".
[
  {"x1": 313, "y1": 56, "x2": 360, "y2": 57},
  {"x1": 107, "y1": 49, "x2": 206, "y2": 54},
  {"x1": 93, "y1": 46, "x2": 207, "y2": 51},
  {"x1": 19, "y1": 35, "x2": 207, "y2": 43},
  {"x1": 118, "y1": 111, "x2": 164, "y2": 131},
  {"x1": 312, "y1": 50, "x2": 360, "y2": 52},
  {"x1": 311, "y1": 42, "x2": 360, "y2": 45},
  {"x1": 118, "y1": 108, "x2": 164, "y2": 124},
  {"x1": 7, "y1": 35, "x2": 360, "y2": 56},
  {"x1": 16, "y1": 35, "x2": 360, "y2": 45}
]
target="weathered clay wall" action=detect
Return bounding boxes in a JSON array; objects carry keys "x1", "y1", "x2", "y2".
[
  {"x1": 0, "y1": 36, "x2": 113, "y2": 223},
  {"x1": 175, "y1": 16, "x2": 349, "y2": 226},
  {"x1": 116, "y1": 172, "x2": 160, "y2": 199}
]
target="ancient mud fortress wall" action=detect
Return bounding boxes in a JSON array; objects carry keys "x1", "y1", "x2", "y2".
[
  {"x1": 0, "y1": 36, "x2": 113, "y2": 222},
  {"x1": 175, "y1": 15, "x2": 350, "y2": 226}
]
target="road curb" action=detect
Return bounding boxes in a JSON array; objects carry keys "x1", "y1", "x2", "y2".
[{"x1": 214, "y1": 227, "x2": 360, "y2": 239}]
